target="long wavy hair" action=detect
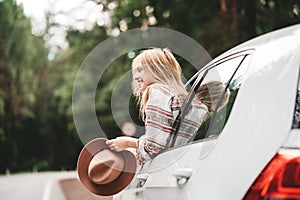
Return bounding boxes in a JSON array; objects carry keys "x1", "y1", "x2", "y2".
[
  {"x1": 197, "y1": 81, "x2": 230, "y2": 112},
  {"x1": 131, "y1": 48, "x2": 187, "y2": 119}
]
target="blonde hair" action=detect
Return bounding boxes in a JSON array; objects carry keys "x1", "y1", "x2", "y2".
[
  {"x1": 197, "y1": 81, "x2": 230, "y2": 112},
  {"x1": 132, "y1": 48, "x2": 187, "y2": 118}
]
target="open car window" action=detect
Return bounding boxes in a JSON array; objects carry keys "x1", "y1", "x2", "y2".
[{"x1": 169, "y1": 50, "x2": 253, "y2": 148}]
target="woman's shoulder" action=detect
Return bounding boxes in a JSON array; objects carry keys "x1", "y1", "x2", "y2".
[{"x1": 148, "y1": 83, "x2": 176, "y2": 97}]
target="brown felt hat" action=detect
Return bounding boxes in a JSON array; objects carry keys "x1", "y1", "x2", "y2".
[{"x1": 77, "y1": 138, "x2": 137, "y2": 196}]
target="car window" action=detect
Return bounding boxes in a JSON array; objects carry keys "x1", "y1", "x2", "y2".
[
  {"x1": 191, "y1": 54, "x2": 252, "y2": 142},
  {"x1": 292, "y1": 88, "x2": 300, "y2": 128},
  {"x1": 292, "y1": 62, "x2": 300, "y2": 128},
  {"x1": 169, "y1": 52, "x2": 253, "y2": 148}
]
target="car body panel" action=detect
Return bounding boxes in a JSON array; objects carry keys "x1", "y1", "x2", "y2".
[
  {"x1": 117, "y1": 24, "x2": 300, "y2": 200},
  {"x1": 284, "y1": 129, "x2": 300, "y2": 148}
]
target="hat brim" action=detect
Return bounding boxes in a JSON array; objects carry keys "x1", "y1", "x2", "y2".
[{"x1": 77, "y1": 138, "x2": 137, "y2": 196}]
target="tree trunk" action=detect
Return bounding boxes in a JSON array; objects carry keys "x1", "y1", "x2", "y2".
[
  {"x1": 244, "y1": 0, "x2": 257, "y2": 38},
  {"x1": 220, "y1": 0, "x2": 239, "y2": 15}
]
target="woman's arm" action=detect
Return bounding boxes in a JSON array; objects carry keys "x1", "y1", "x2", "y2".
[{"x1": 106, "y1": 136, "x2": 138, "y2": 152}]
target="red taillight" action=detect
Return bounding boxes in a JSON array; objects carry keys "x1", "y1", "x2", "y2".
[{"x1": 244, "y1": 149, "x2": 300, "y2": 200}]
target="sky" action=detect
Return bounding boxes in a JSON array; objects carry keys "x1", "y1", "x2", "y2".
[{"x1": 16, "y1": 0, "x2": 109, "y2": 58}]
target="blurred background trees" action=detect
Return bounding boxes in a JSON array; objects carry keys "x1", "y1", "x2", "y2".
[{"x1": 0, "y1": 0, "x2": 299, "y2": 173}]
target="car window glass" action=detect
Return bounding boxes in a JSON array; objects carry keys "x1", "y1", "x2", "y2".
[
  {"x1": 169, "y1": 54, "x2": 252, "y2": 149},
  {"x1": 292, "y1": 85, "x2": 300, "y2": 128},
  {"x1": 190, "y1": 55, "x2": 251, "y2": 142}
]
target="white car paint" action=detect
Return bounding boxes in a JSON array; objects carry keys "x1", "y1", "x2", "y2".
[{"x1": 117, "y1": 24, "x2": 300, "y2": 200}]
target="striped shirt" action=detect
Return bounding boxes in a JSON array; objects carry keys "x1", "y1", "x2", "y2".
[{"x1": 137, "y1": 83, "x2": 208, "y2": 165}]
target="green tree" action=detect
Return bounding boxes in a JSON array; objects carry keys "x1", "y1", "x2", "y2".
[
  {"x1": 1, "y1": 0, "x2": 299, "y2": 173},
  {"x1": 98, "y1": 0, "x2": 299, "y2": 56},
  {"x1": 0, "y1": 0, "x2": 49, "y2": 172}
]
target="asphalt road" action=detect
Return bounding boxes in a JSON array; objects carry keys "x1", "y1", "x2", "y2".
[{"x1": 0, "y1": 171, "x2": 112, "y2": 200}]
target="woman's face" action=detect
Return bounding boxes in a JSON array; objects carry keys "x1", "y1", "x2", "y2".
[{"x1": 132, "y1": 65, "x2": 155, "y2": 92}]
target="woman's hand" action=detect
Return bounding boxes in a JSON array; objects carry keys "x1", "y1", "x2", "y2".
[{"x1": 106, "y1": 136, "x2": 138, "y2": 152}]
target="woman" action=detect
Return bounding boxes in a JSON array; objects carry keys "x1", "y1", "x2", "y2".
[{"x1": 106, "y1": 48, "x2": 207, "y2": 165}]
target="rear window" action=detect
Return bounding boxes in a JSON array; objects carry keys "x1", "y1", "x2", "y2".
[{"x1": 292, "y1": 90, "x2": 300, "y2": 128}]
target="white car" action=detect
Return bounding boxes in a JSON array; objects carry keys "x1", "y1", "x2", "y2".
[{"x1": 116, "y1": 24, "x2": 300, "y2": 200}]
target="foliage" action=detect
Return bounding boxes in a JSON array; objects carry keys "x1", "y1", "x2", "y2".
[
  {"x1": 0, "y1": 0, "x2": 299, "y2": 173},
  {"x1": 0, "y1": 0, "x2": 50, "y2": 172}
]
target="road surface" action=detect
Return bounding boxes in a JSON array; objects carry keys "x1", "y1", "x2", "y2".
[{"x1": 0, "y1": 171, "x2": 112, "y2": 200}]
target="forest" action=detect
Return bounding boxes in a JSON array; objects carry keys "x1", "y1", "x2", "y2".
[{"x1": 0, "y1": 0, "x2": 299, "y2": 173}]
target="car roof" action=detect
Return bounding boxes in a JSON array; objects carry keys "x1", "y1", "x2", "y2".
[
  {"x1": 192, "y1": 24, "x2": 300, "y2": 83},
  {"x1": 231, "y1": 24, "x2": 300, "y2": 52},
  {"x1": 204, "y1": 23, "x2": 300, "y2": 82},
  {"x1": 209, "y1": 24, "x2": 300, "y2": 62}
]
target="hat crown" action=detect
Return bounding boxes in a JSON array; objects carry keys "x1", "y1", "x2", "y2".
[
  {"x1": 88, "y1": 149, "x2": 125, "y2": 185},
  {"x1": 77, "y1": 138, "x2": 137, "y2": 196}
]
